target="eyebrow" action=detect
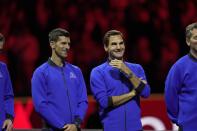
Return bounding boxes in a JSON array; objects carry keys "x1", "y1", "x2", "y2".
[{"x1": 111, "y1": 41, "x2": 124, "y2": 44}]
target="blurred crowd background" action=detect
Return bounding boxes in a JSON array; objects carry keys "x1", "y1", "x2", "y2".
[{"x1": 0, "y1": 0, "x2": 197, "y2": 97}]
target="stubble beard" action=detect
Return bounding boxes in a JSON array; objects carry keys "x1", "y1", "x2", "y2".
[{"x1": 54, "y1": 50, "x2": 66, "y2": 61}]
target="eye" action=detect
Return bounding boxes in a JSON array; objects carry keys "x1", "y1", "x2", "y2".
[
  {"x1": 119, "y1": 42, "x2": 124, "y2": 45},
  {"x1": 61, "y1": 42, "x2": 70, "y2": 45},
  {"x1": 111, "y1": 42, "x2": 117, "y2": 45},
  {"x1": 193, "y1": 36, "x2": 197, "y2": 40}
]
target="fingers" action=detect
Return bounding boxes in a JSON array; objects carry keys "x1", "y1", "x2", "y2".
[
  {"x1": 2, "y1": 121, "x2": 6, "y2": 129},
  {"x1": 141, "y1": 80, "x2": 147, "y2": 84},
  {"x1": 2, "y1": 120, "x2": 13, "y2": 131},
  {"x1": 64, "y1": 124, "x2": 77, "y2": 131},
  {"x1": 110, "y1": 59, "x2": 122, "y2": 64},
  {"x1": 63, "y1": 124, "x2": 68, "y2": 130},
  {"x1": 109, "y1": 59, "x2": 122, "y2": 68},
  {"x1": 6, "y1": 124, "x2": 13, "y2": 131},
  {"x1": 139, "y1": 77, "x2": 147, "y2": 84},
  {"x1": 109, "y1": 59, "x2": 132, "y2": 75},
  {"x1": 64, "y1": 126, "x2": 70, "y2": 131}
]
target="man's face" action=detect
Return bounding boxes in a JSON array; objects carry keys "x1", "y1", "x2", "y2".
[
  {"x1": 51, "y1": 36, "x2": 70, "y2": 59},
  {"x1": 104, "y1": 35, "x2": 125, "y2": 60},
  {"x1": 187, "y1": 28, "x2": 197, "y2": 53}
]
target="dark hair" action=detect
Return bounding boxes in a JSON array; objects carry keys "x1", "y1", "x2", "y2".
[
  {"x1": 103, "y1": 30, "x2": 123, "y2": 46},
  {"x1": 186, "y1": 22, "x2": 197, "y2": 40},
  {"x1": 48, "y1": 28, "x2": 70, "y2": 43},
  {"x1": 0, "y1": 33, "x2": 5, "y2": 43}
]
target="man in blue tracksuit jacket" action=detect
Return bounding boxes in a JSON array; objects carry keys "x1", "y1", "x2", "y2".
[
  {"x1": 31, "y1": 28, "x2": 88, "y2": 131},
  {"x1": 90, "y1": 30, "x2": 151, "y2": 131},
  {"x1": 165, "y1": 22, "x2": 197, "y2": 131},
  {"x1": 0, "y1": 33, "x2": 14, "y2": 131}
]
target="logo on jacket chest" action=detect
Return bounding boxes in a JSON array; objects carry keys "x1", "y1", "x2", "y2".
[{"x1": 69, "y1": 72, "x2": 77, "y2": 79}]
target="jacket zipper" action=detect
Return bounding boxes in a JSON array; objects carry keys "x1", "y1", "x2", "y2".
[
  {"x1": 124, "y1": 96, "x2": 126, "y2": 131},
  {"x1": 61, "y1": 68, "x2": 73, "y2": 122},
  {"x1": 121, "y1": 80, "x2": 127, "y2": 131}
]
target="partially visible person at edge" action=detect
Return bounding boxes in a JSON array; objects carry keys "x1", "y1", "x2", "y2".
[
  {"x1": 90, "y1": 30, "x2": 151, "y2": 131},
  {"x1": 165, "y1": 22, "x2": 197, "y2": 131},
  {"x1": 31, "y1": 28, "x2": 88, "y2": 131},
  {"x1": 0, "y1": 33, "x2": 14, "y2": 131}
]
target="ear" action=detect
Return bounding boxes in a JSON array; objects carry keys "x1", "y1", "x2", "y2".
[
  {"x1": 0, "y1": 41, "x2": 4, "y2": 47},
  {"x1": 186, "y1": 38, "x2": 190, "y2": 46},
  {"x1": 104, "y1": 44, "x2": 108, "y2": 52},
  {"x1": 50, "y1": 41, "x2": 55, "y2": 49}
]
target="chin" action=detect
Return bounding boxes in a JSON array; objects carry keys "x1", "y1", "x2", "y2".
[
  {"x1": 117, "y1": 58, "x2": 123, "y2": 60},
  {"x1": 59, "y1": 55, "x2": 67, "y2": 60},
  {"x1": 61, "y1": 54, "x2": 67, "y2": 58},
  {"x1": 114, "y1": 56, "x2": 123, "y2": 60}
]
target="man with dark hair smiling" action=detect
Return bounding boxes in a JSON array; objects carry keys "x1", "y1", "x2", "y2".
[
  {"x1": 90, "y1": 30, "x2": 151, "y2": 131},
  {"x1": 31, "y1": 28, "x2": 88, "y2": 131}
]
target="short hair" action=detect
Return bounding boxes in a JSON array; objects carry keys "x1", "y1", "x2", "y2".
[
  {"x1": 0, "y1": 33, "x2": 5, "y2": 43},
  {"x1": 103, "y1": 30, "x2": 123, "y2": 46},
  {"x1": 48, "y1": 28, "x2": 70, "y2": 43},
  {"x1": 186, "y1": 22, "x2": 197, "y2": 40}
]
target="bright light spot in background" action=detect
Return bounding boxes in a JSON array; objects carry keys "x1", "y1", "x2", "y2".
[{"x1": 142, "y1": 116, "x2": 166, "y2": 130}]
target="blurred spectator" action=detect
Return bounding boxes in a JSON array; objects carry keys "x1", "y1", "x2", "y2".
[
  {"x1": 0, "y1": 0, "x2": 197, "y2": 129},
  {"x1": 133, "y1": 36, "x2": 152, "y2": 65},
  {"x1": 6, "y1": 24, "x2": 39, "y2": 96},
  {"x1": 155, "y1": 34, "x2": 180, "y2": 92},
  {"x1": 0, "y1": 0, "x2": 196, "y2": 96}
]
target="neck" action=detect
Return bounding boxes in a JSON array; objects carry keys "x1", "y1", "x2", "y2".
[
  {"x1": 190, "y1": 49, "x2": 197, "y2": 59},
  {"x1": 51, "y1": 53, "x2": 64, "y2": 67}
]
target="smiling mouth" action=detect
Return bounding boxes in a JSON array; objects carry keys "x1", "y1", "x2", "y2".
[
  {"x1": 114, "y1": 50, "x2": 123, "y2": 53},
  {"x1": 61, "y1": 51, "x2": 67, "y2": 55},
  {"x1": 62, "y1": 49, "x2": 68, "y2": 52}
]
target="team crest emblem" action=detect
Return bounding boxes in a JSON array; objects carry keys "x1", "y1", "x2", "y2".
[{"x1": 70, "y1": 72, "x2": 76, "y2": 78}]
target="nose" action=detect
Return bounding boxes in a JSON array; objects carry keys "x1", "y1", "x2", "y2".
[
  {"x1": 116, "y1": 43, "x2": 121, "y2": 49},
  {"x1": 65, "y1": 43, "x2": 70, "y2": 49}
]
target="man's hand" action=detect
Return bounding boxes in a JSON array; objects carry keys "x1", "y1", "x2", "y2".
[
  {"x1": 63, "y1": 124, "x2": 77, "y2": 131},
  {"x1": 109, "y1": 59, "x2": 131, "y2": 74},
  {"x1": 139, "y1": 77, "x2": 147, "y2": 84},
  {"x1": 2, "y1": 119, "x2": 13, "y2": 131}
]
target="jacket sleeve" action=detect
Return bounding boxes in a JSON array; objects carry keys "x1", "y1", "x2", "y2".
[
  {"x1": 165, "y1": 64, "x2": 181, "y2": 124},
  {"x1": 31, "y1": 69, "x2": 64, "y2": 129},
  {"x1": 74, "y1": 68, "x2": 88, "y2": 122},
  {"x1": 136, "y1": 64, "x2": 151, "y2": 98},
  {"x1": 3, "y1": 64, "x2": 14, "y2": 120},
  {"x1": 90, "y1": 68, "x2": 109, "y2": 109}
]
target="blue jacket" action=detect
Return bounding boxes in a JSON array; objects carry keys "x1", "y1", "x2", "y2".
[
  {"x1": 31, "y1": 59, "x2": 88, "y2": 129},
  {"x1": 0, "y1": 62, "x2": 14, "y2": 130},
  {"x1": 165, "y1": 54, "x2": 197, "y2": 130},
  {"x1": 90, "y1": 61, "x2": 150, "y2": 131}
]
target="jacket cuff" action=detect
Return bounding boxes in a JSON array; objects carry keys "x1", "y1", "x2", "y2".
[
  {"x1": 108, "y1": 96, "x2": 113, "y2": 107},
  {"x1": 74, "y1": 116, "x2": 82, "y2": 130},
  {"x1": 135, "y1": 82, "x2": 145, "y2": 94}
]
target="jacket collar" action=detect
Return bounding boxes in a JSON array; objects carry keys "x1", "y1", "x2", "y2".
[
  {"x1": 188, "y1": 52, "x2": 197, "y2": 62},
  {"x1": 47, "y1": 58, "x2": 66, "y2": 67}
]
